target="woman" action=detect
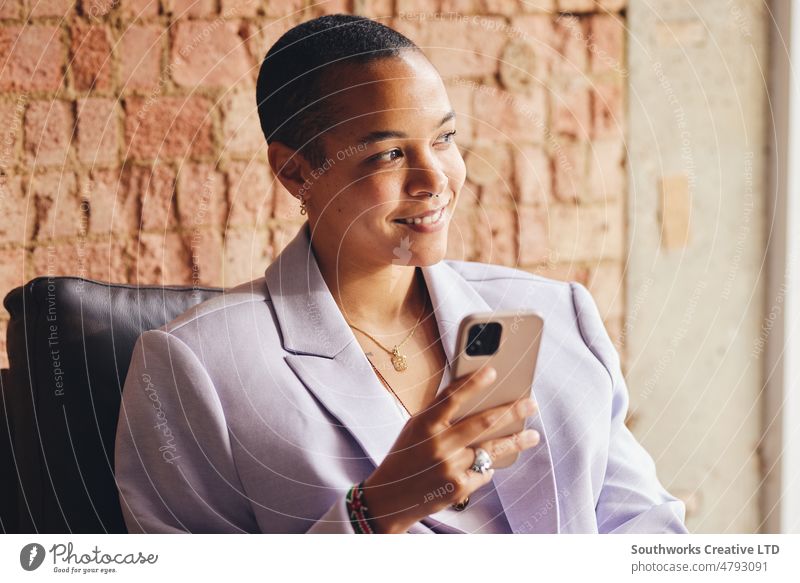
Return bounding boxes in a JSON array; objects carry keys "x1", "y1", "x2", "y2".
[{"x1": 114, "y1": 14, "x2": 688, "y2": 534}]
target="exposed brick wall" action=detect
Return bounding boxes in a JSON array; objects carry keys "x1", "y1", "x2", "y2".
[{"x1": 0, "y1": 0, "x2": 627, "y2": 368}]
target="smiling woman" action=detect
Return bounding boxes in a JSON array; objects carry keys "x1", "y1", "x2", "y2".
[{"x1": 114, "y1": 13, "x2": 688, "y2": 535}]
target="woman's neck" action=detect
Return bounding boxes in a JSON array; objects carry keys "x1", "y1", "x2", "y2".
[{"x1": 315, "y1": 249, "x2": 428, "y2": 332}]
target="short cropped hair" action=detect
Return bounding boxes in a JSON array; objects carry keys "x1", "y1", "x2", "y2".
[{"x1": 256, "y1": 14, "x2": 420, "y2": 168}]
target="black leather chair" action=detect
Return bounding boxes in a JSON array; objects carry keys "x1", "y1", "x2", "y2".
[{"x1": 1, "y1": 276, "x2": 223, "y2": 533}]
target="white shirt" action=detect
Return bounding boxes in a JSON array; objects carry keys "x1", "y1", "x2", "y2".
[{"x1": 384, "y1": 357, "x2": 513, "y2": 534}]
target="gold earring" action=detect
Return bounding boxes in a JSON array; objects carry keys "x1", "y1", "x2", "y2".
[{"x1": 299, "y1": 197, "x2": 307, "y2": 216}]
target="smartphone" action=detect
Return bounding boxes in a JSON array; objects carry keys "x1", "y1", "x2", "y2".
[{"x1": 450, "y1": 310, "x2": 544, "y2": 469}]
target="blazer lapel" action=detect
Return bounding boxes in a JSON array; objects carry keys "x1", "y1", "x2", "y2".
[
  {"x1": 420, "y1": 261, "x2": 560, "y2": 534},
  {"x1": 266, "y1": 223, "x2": 559, "y2": 534}
]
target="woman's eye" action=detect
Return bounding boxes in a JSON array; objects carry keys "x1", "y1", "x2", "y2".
[
  {"x1": 372, "y1": 148, "x2": 403, "y2": 163},
  {"x1": 437, "y1": 130, "x2": 457, "y2": 144}
]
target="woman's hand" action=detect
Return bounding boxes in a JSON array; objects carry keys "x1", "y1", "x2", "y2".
[{"x1": 361, "y1": 364, "x2": 540, "y2": 533}]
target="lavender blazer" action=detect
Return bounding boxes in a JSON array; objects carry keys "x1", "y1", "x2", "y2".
[{"x1": 114, "y1": 222, "x2": 688, "y2": 534}]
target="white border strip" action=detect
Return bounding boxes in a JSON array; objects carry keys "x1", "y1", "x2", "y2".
[{"x1": 765, "y1": 0, "x2": 800, "y2": 534}]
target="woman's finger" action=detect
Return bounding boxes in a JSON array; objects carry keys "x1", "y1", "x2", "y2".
[
  {"x1": 448, "y1": 396, "x2": 538, "y2": 449},
  {"x1": 473, "y1": 427, "x2": 541, "y2": 464},
  {"x1": 423, "y1": 364, "x2": 497, "y2": 426}
]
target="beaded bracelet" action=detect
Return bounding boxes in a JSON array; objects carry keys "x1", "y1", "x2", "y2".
[{"x1": 346, "y1": 481, "x2": 377, "y2": 534}]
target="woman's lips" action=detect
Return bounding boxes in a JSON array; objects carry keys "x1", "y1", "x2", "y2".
[{"x1": 393, "y1": 204, "x2": 448, "y2": 233}]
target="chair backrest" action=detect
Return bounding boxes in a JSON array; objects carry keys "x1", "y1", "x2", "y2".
[{"x1": 1, "y1": 276, "x2": 223, "y2": 533}]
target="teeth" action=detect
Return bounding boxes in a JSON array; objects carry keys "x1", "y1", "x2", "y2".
[{"x1": 402, "y1": 206, "x2": 445, "y2": 225}]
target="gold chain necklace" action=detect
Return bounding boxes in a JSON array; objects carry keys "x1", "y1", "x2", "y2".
[
  {"x1": 367, "y1": 358, "x2": 410, "y2": 415},
  {"x1": 345, "y1": 294, "x2": 428, "y2": 372}
]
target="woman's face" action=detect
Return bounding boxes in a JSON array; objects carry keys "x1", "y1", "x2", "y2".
[{"x1": 301, "y1": 51, "x2": 467, "y2": 270}]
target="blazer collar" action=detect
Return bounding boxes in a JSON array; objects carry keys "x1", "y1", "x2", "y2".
[
  {"x1": 265, "y1": 222, "x2": 559, "y2": 533},
  {"x1": 263, "y1": 221, "x2": 487, "y2": 364}
]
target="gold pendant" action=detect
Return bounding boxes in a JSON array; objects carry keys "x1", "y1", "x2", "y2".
[{"x1": 391, "y1": 347, "x2": 408, "y2": 372}]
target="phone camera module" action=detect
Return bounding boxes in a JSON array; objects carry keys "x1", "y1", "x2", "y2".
[{"x1": 466, "y1": 322, "x2": 502, "y2": 357}]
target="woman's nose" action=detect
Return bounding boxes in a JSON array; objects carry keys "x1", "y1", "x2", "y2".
[{"x1": 408, "y1": 163, "x2": 448, "y2": 198}]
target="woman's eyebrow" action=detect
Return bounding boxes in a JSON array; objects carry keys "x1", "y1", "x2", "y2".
[{"x1": 356, "y1": 110, "x2": 456, "y2": 146}]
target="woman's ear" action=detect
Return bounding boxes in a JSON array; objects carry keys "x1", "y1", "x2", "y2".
[{"x1": 267, "y1": 141, "x2": 310, "y2": 198}]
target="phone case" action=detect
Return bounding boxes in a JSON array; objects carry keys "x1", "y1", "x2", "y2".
[{"x1": 450, "y1": 310, "x2": 544, "y2": 469}]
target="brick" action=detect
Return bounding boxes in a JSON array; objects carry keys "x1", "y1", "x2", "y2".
[
  {"x1": 587, "y1": 260, "x2": 624, "y2": 320},
  {"x1": 29, "y1": 172, "x2": 85, "y2": 242},
  {"x1": 0, "y1": 0, "x2": 23, "y2": 18},
  {"x1": 119, "y1": 25, "x2": 163, "y2": 91},
  {"x1": 25, "y1": 100, "x2": 72, "y2": 167},
  {"x1": 0, "y1": 26, "x2": 65, "y2": 92},
  {"x1": 352, "y1": 0, "x2": 392, "y2": 18},
  {"x1": 480, "y1": 0, "x2": 528, "y2": 16},
  {"x1": 456, "y1": 178, "x2": 481, "y2": 209},
  {"x1": 552, "y1": 138, "x2": 585, "y2": 203},
  {"x1": 479, "y1": 183, "x2": 516, "y2": 208},
  {"x1": 589, "y1": 13, "x2": 625, "y2": 76},
  {"x1": 591, "y1": 77, "x2": 624, "y2": 139},
  {"x1": 464, "y1": 141, "x2": 512, "y2": 188},
  {"x1": 263, "y1": 0, "x2": 303, "y2": 17},
  {"x1": 0, "y1": 319, "x2": 6, "y2": 369},
  {"x1": 225, "y1": 161, "x2": 272, "y2": 228},
  {"x1": 124, "y1": 96, "x2": 214, "y2": 160},
  {"x1": 396, "y1": 0, "x2": 434, "y2": 14},
  {"x1": 508, "y1": 15, "x2": 559, "y2": 87},
  {"x1": 244, "y1": 16, "x2": 306, "y2": 65},
  {"x1": 171, "y1": 20, "x2": 253, "y2": 88},
  {"x1": 585, "y1": 137, "x2": 625, "y2": 203},
  {"x1": 134, "y1": 232, "x2": 192, "y2": 285},
  {"x1": 81, "y1": 0, "x2": 117, "y2": 19},
  {"x1": 443, "y1": 79, "x2": 475, "y2": 142},
  {"x1": 0, "y1": 174, "x2": 34, "y2": 244},
  {"x1": 223, "y1": 229, "x2": 271, "y2": 287},
  {"x1": 70, "y1": 21, "x2": 112, "y2": 91},
  {"x1": 552, "y1": 79, "x2": 591, "y2": 139},
  {"x1": 119, "y1": 0, "x2": 159, "y2": 18},
  {"x1": 166, "y1": 0, "x2": 217, "y2": 17},
  {"x1": 0, "y1": 97, "x2": 27, "y2": 171},
  {"x1": 513, "y1": 144, "x2": 551, "y2": 206},
  {"x1": 446, "y1": 204, "x2": 476, "y2": 262},
  {"x1": 473, "y1": 84, "x2": 548, "y2": 144},
  {"x1": 550, "y1": 13, "x2": 590, "y2": 79},
  {"x1": 528, "y1": 261, "x2": 588, "y2": 284},
  {"x1": 126, "y1": 163, "x2": 178, "y2": 231},
  {"x1": 29, "y1": 0, "x2": 73, "y2": 17},
  {"x1": 221, "y1": 88, "x2": 265, "y2": 157},
  {"x1": 518, "y1": 205, "x2": 549, "y2": 265},
  {"x1": 557, "y1": 0, "x2": 594, "y2": 12},
  {"x1": 474, "y1": 206, "x2": 517, "y2": 266},
  {"x1": 176, "y1": 162, "x2": 226, "y2": 230},
  {"x1": 77, "y1": 98, "x2": 119, "y2": 165},
  {"x1": 308, "y1": 0, "x2": 351, "y2": 16},
  {"x1": 519, "y1": 0, "x2": 555, "y2": 11},
  {"x1": 220, "y1": 0, "x2": 258, "y2": 16},
  {"x1": 31, "y1": 239, "x2": 129, "y2": 283},
  {"x1": 597, "y1": 0, "x2": 627, "y2": 11},
  {"x1": 391, "y1": 15, "x2": 509, "y2": 79},
  {"x1": 499, "y1": 39, "x2": 542, "y2": 94},
  {"x1": 81, "y1": 168, "x2": 140, "y2": 235},
  {"x1": 549, "y1": 202, "x2": 624, "y2": 262},
  {"x1": 0, "y1": 248, "x2": 27, "y2": 304},
  {"x1": 184, "y1": 228, "x2": 224, "y2": 287}
]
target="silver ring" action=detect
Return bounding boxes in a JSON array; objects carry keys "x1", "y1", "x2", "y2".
[{"x1": 469, "y1": 447, "x2": 493, "y2": 474}]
